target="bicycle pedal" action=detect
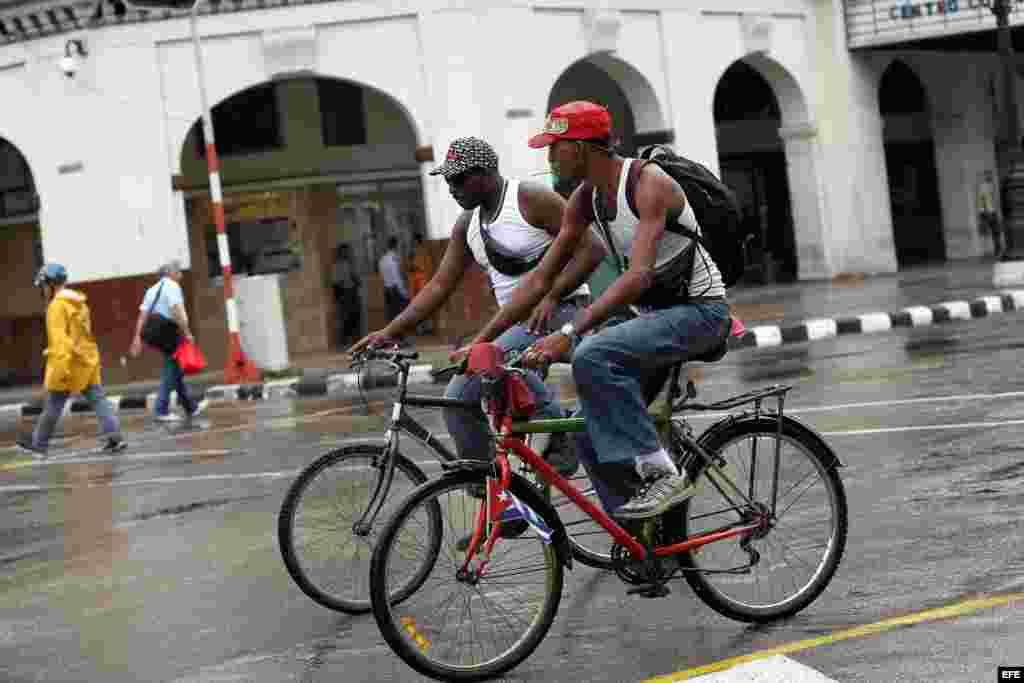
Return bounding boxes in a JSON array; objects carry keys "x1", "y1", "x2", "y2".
[{"x1": 626, "y1": 583, "x2": 672, "y2": 599}]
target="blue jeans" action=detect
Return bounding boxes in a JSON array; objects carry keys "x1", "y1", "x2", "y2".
[
  {"x1": 443, "y1": 299, "x2": 582, "y2": 460},
  {"x1": 571, "y1": 302, "x2": 730, "y2": 513},
  {"x1": 156, "y1": 354, "x2": 195, "y2": 417},
  {"x1": 32, "y1": 384, "x2": 121, "y2": 451}
]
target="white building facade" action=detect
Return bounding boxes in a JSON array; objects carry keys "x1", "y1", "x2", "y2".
[{"x1": 0, "y1": 0, "x2": 1014, "y2": 382}]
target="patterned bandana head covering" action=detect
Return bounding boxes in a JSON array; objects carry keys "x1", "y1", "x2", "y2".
[{"x1": 429, "y1": 137, "x2": 499, "y2": 179}]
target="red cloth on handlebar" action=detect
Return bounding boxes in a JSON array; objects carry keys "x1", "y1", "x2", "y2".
[{"x1": 466, "y1": 342, "x2": 504, "y2": 377}]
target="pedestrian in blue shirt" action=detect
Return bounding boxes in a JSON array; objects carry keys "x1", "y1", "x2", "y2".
[{"x1": 129, "y1": 260, "x2": 208, "y2": 422}]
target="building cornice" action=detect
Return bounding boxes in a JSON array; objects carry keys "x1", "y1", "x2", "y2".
[{"x1": 0, "y1": 0, "x2": 340, "y2": 45}]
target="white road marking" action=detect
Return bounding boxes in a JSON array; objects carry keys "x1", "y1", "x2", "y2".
[
  {"x1": 682, "y1": 390, "x2": 1024, "y2": 420},
  {"x1": 687, "y1": 655, "x2": 837, "y2": 682},
  {"x1": 822, "y1": 419, "x2": 1024, "y2": 437},
  {"x1": 1, "y1": 449, "x2": 234, "y2": 470}
]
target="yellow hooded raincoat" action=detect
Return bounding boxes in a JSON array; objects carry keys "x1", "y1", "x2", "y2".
[{"x1": 44, "y1": 288, "x2": 102, "y2": 393}]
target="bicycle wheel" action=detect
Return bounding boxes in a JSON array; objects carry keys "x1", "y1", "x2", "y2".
[
  {"x1": 278, "y1": 443, "x2": 442, "y2": 614},
  {"x1": 370, "y1": 470, "x2": 564, "y2": 682},
  {"x1": 521, "y1": 434, "x2": 614, "y2": 570},
  {"x1": 671, "y1": 417, "x2": 847, "y2": 623}
]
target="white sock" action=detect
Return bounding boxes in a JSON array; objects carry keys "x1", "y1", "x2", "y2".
[{"x1": 636, "y1": 449, "x2": 679, "y2": 477}]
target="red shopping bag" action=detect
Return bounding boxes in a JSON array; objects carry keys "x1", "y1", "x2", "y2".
[{"x1": 173, "y1": 338, "x2": 208, "y2": 375}]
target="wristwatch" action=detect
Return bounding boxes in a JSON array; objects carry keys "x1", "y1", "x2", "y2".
[{"x1": 558, "y1": 322, "x2": 579, "y2": 346}]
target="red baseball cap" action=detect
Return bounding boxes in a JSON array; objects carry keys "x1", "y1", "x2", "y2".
[{"x1": 528, "y1": 101, "x2": 612, "y2": 149}]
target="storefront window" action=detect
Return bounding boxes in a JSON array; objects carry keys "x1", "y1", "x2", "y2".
[{"x1": 205, "y1": 192, "x2": 300, "y2": 279}]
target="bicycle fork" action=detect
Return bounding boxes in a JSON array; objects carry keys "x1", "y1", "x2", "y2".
[{"x1": 352, "y1": 401, "x2": 404, "y2": 536}]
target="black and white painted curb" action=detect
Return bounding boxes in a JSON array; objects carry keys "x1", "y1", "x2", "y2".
[
  {"x1": 730, "y1": 290, "x2": 1024, "y2": 349},
  {"x1": 2, "y1": 289, "x2": 1022, "y2": 428}
]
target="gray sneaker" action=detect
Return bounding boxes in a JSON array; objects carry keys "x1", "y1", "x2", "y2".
[{"x1": 614, "y1": 464, "x2": 697, "y2": 520}]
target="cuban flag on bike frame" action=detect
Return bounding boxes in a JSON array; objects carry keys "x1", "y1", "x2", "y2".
[{"x1": 490, "y1": 489, "x2": 553, "y2": 544}]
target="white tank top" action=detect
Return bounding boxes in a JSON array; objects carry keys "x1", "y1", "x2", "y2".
[
  {"x1": 593, "y1": 158, "x2": 725, "y2": 300},
  {"x1": 466, "y1": 179, "x2": 590, "y2": 307}
]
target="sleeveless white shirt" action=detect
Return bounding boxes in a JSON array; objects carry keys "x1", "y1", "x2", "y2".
[
  {"x1": 466, "y1": 179, "x2": 590, "y2": 307},
  {"x1": 593, "y1": 158, "x2": 725, "y2": 300}
]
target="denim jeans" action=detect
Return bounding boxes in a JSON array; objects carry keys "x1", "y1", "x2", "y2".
[
  {"x1": 32, "y1": 384, "x2": 121, "y2": 451},
  {"x1": 571, "y1": 302, "x2": 730, "y2": 513},
  {"x1": 443, "y1": 298, "x2": 583, "y2": 461},
  {"x1": 156, "y1": 353, "x2": 196, "y2": 417}
]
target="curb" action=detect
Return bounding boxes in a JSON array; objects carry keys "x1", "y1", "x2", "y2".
[{"x1": 3, "y1": 289, "x2": 1023, "y2": 428}]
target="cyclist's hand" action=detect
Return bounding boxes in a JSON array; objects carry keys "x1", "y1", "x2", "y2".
[
  {"x1": 527, "y1": 296, "x2": 558, "y2": 335},
  {"x1": 522, "y1": 333, "x2": 571, "y2": 370},
  {"x1": 449, "y1": 345, "x2": 471, "y2": 365},
  {"x1": 348, "y1": 330, "x2": 395, "y2": 359}
]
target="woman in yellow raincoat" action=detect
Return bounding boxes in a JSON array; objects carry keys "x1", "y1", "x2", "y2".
[{"x1": 17, "y1": 263, "x2": 125, "y2": 458}]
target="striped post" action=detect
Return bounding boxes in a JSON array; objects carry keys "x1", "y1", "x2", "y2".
[{"x1": 190, "y1": 8, "x2": 261, "y2": 385}]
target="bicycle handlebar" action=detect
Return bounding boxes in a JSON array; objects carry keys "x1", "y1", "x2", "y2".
[{"x1": 350, "y1": 346, "x2": 419, "y2": 367}]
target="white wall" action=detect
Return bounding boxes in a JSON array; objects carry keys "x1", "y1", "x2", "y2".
[{"x1": 0, "y1": 0, "x2": 1000, "y2": 284}]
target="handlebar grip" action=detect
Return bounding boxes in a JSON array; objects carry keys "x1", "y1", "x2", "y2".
[{"x1": 396, "y1": 351, "x2": 419, "y2": 361}]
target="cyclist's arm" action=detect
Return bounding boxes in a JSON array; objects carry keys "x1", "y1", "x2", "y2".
[
  {"x1": 472, "y1": 184, "x2": 592, "y2": 343},
  {"x1": 383, "y1": 212, "x2": 473, "y2": 338},
  {"x1": 518, "y1": 180, "x2": 605, "y2": 304},
  {"x1": 570, "y1": 169, "x2": 676, "y2": 337}
]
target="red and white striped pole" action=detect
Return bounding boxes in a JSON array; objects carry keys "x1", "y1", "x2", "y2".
[{"x1": 190, "y1": 7, "x2": 261, "y2": 384}]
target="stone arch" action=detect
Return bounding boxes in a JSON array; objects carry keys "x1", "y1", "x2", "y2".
[
  {"x1": 0, "y1": 134, "x2": 46, "y2": 387},
  {"x1": 174, "y1": 74, "x2": 431, "y2": 354},
  {"x1": 877, "y1": 59, "x2": 945, "y2": 266},
  {"x1": 711, "y1": 53, "x2": 826, "y2": 281},
  {"x1": 547, "y1": 53, "x2": 671, "y2": 155}
]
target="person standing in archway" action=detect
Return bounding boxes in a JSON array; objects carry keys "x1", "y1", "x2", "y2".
[
  {"x1": 978, "y1": 170, "x2": 1005, "y2": 260},
  {"x1": 470, "y1": 101, "x2": 731, "y2": 519},
  {"x1": 409, "y1": 233, "x2": 435, "y2": 335},
  {"x1": 350, "y1": 136, "x2": 606, "y2": 474},
  {"x1": 331, "y1": 243, "x2": 361, "y2": 348}
]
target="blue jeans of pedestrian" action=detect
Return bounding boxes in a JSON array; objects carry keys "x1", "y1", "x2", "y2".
[
  {"x1": 571, "y1": 302, "x2": 730, "y2": 513},
  {"x1": 32, "y1": 384, "x2": 121, "y2": 451},
  {"x1": 156, "y1": 353, "x2": 195, "y2": 417},
  {"x1": 443, "y1": 299, "x2": 582, "y2": 461}
]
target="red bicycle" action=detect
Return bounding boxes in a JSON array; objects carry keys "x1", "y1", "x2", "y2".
[{"x1": 369, "y1": 342, "x2": 848, "y2": 682}]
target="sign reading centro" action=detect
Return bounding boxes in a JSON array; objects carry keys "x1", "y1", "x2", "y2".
[{"x1": 890, "y1": 0, "x2": 1024, "y2": 19}]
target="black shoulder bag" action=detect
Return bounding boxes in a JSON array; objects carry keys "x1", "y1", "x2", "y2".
[{"x1": 140, "y1": 282, "x2": 182, "y2": 354}]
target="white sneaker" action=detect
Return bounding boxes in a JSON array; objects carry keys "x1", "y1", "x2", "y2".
[
  {"x1": 615, "y1": 464, "x2": 697, "y2": 520},
  {"x1": 155, "y1": 413, "x2": 182, "y2": 423},
  {"x1": 187, "y1": 399, "x2": 208, "y2": 419}
]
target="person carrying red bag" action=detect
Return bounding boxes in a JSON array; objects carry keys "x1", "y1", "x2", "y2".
[{"x1": 129, "y1": 260, "x2": 208, "y2": 422}]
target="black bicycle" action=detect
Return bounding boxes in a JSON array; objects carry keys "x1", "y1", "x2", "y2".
[{"x1": 277, "y1": 346, "x2": 612, "y2": 614}]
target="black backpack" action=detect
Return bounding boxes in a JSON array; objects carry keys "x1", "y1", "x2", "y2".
[{"x1": 637, "y1": 145, "x2": 746, "y2": 288}]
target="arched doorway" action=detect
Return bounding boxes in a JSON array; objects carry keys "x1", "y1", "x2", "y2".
[
  {"x1": 177, "y1": 77, "x2": 430, "y2": 356},
  {"x1": 545, "y1": 55, "x2": 671, "y2": 297},
  {"x1": 0, "y1": 136, "x2": 44, "y2": 386},
  {"x1": 713, "y1": 60, "x2": 797, "y2": 284},
  {"x1": 879, "y1": 60, "x2": 945, "y2": 267}
]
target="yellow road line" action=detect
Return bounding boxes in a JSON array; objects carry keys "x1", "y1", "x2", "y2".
[{"x1": 644, "y1": 592, "x2": 1024, "y2": 682}]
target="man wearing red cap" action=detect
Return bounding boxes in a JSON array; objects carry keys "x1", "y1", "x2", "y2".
[
  {"x1": 470, "y1": 101, "x2": 730, "y2": 520},
  {"x1": 350, "y1": 136, "x2": 605, "y2": 476}
]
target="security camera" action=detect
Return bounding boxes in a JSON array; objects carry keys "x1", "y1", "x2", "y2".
[
  {"x1": 59, "y1": 54, "x2": 78, "y2": 78},
  {"x1": 60, "y1": 39, "x2": 87, "y2": 79}
]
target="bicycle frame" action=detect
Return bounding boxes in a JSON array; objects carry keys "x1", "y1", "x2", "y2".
[
  {"x1": 461, "y1": 412, "x2": 765, "y2": 577},
  {"x1": 350, "y1": 357, "x2": 478, "y2": 534}
]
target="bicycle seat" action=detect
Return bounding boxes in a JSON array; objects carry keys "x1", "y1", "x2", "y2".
[{"x1": 686, "y1": 318, "x2": 732, "y2": 364}]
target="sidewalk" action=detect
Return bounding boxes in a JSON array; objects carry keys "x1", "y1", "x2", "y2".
[{"x1": 1, "y1": 259, "x2": 1021, "y2": 427}]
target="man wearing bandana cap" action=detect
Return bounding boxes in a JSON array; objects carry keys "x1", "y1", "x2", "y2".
[{"x1": 350, "y1": 136, "x2": 606, "y2": 480}]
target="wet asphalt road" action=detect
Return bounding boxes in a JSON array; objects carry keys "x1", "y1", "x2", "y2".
[{"x1": 1, "y1": 314, "x2": 1023, "y2": 683}]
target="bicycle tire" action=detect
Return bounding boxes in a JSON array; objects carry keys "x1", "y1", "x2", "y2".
[
  {"x1": 370, "y1": 470, "x2": 564, "y2": 682},
  {"x1": 672, "y1": 417, "x2": 848, "y2": 623},
  {"x1": 278, "y1": 443, "x2": 442, "y2": 614}
]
